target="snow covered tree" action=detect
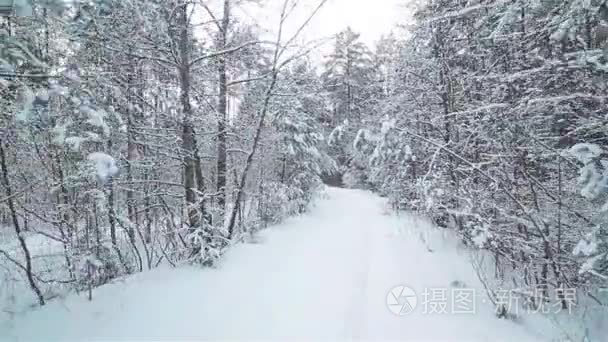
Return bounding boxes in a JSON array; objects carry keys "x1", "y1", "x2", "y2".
[
  {"x1": 362, "y1": 0, "x2": 608, "y2": 320},
  {"x1": 321, "y1": 27, "x2": 380, "y2": 188},
  {"x1": 0, "y1": 0, "x2": 332, "y2": 309}
]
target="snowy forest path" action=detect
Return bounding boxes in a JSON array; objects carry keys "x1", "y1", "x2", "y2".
[{"x1": 1, "y1": 188, "x2": 551, "y2": 340}]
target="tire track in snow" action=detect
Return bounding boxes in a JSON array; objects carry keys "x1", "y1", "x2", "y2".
[{"x1": 344, "y1": 203, "x2": 373, "y2": 340}]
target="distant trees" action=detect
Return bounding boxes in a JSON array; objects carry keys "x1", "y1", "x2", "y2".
[{"x1": 321, "y1": 27, "x2": 377, "y2": 185}]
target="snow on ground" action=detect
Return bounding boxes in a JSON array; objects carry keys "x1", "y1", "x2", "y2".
[
  {"x1": 0, "y1": 231, "x2": 68, "y2": 323},
  {"x1": 0, "y1": 188, "x2": 558, "y2": 340}
]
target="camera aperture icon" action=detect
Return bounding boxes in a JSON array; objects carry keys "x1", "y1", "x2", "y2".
[{"x1": 387, "y1": 285, "x2": 417, "y2": 315}]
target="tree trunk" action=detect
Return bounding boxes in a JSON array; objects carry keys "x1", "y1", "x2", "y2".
[
  {"x1": 125, "y1": 51, "x2": 137, "y2": 241},
  {"x1": 0, "y1": 141, "x2": 45, "y2": 306},
  {"x1": 227, "y1": 71, "x2": 280, "y2": 237},
  {"x1": 217, "y1": 0, "x2": 230, "y2": 218},
  {"x1": 177, "y1": 2, "x2": 201, "y2": 230}
]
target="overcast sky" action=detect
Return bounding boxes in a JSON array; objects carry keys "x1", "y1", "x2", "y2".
[
  {"x1": 239, "y1": 0, "x2": 407, "y2": 50},
  {"x1": 296, "y1": 0, "x2": 404, "y2": 46}
]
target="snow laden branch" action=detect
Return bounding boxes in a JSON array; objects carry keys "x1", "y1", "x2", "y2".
[
  {"x1": 395, "y1": 126, "x2": 570, "y2": 287},
  {"x1": 189, "y1": 40, "x2": 268, "y2": 66},
  {"x1": 225, "y1": 0, "x2": 330, "y2": 239}
]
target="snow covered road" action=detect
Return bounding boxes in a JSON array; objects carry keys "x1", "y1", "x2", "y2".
[{"x1": 1, "y1": 188, "x2": 552, "y2": 341}]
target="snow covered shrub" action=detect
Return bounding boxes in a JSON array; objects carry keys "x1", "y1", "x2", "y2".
[
  {"x1": 289, "y1": 172, "x2": 324, "y2": 211},
  {"x1": 341, "y1": 169, "x2": 358, "y2": 189},
  {"x1": 258, "y1": 182, "x2": 301, "y2": 225},
  {"x1": 185, "y1": 224, "x2": 224, "y2": 266},
  {"x1": 342, "y1": 164, "x2": 370, "y2": 189},
  {"x1": 75, "y1": 245, "x2": 121, "y2": 289},
  {"x1": 257, "y1": 175, "x2": 323, "y2": 227},
  {"x1": 258, "y1": 182, "x2": 288, "y2": 225}
]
